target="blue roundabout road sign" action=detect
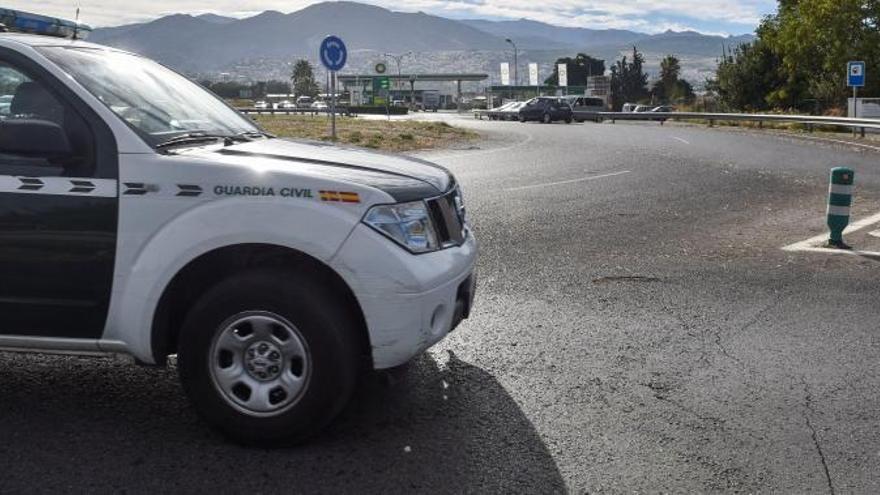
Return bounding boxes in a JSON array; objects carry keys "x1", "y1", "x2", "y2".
[{"x1": 320, "y1": 35, "x2": 347, "y2": 72}]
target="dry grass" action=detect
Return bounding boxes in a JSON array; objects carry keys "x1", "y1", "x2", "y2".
[{"x1": 253, "y1": 115, "x2": 479, "y2": 152}]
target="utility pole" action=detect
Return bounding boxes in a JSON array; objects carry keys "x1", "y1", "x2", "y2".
[
  {"x1": 384, "y1": 51, "x2": 412, "y2": 108},
  {"x1": 505, "y1": 38, "x2": 518, "y2": 87}
]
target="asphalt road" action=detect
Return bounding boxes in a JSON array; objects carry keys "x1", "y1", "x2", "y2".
[{"x1": 3, "y1": 117, "x2": 880, "y2": 493}]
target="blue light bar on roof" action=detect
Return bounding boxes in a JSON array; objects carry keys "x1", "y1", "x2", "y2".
[{"x1": 0, "y1": 8, "x2": 92, "y2": 39}]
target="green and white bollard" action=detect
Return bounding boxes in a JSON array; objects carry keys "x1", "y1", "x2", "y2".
[{"x1": 826, "y1": 167, "x2": 854, "y2": 249}]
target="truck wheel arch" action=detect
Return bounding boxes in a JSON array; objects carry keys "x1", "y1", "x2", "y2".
[{"x1": 149, "y1": 243, "x2": 372, "y2": 369}]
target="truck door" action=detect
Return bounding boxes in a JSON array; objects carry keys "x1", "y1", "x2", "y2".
[{"x1": 0, "y1": 52, "x2": 118, "y2": 339}]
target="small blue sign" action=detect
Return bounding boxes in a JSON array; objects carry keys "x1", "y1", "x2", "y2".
[
  {"x1": 848, "y1": 61, "x2": 865, "y2": 88},
  {"x1": 320, "y1": 35, "x2": 347, "y2": 72}
]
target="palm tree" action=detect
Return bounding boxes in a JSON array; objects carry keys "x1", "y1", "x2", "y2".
[{"x1": 291, "y1": 59, "x2": 318, "y2": 97}]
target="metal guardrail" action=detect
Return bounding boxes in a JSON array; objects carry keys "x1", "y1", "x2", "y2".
[
  {"x1": 586, "y1": 111, "x2": 880, "y2": 131},
  {"x1": 475, "y1": 108, "x2": 880, "y2": 136}
]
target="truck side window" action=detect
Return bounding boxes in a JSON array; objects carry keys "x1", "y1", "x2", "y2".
[{"x1": 0, "y1": 61, "x2": 95, "y2": 177}]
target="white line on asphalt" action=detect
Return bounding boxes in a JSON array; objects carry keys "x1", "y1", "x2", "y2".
[
  {"x1": 782, "y1": 210, "x2": 880, "y2": 257},
  {"x1": 505, "y1": 170, "x2": 631, "y2": 191},
  {"x1": 672, "y1": 136, "x2": 690, "y2": 145},
  {"x1": 772, "y1": 133, "x2": 880, "y2": 152},
  {"x1": 869, "y1": 230, "x2": 880, "y2": 238}
]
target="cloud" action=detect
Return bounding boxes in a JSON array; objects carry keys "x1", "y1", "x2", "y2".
[{"x1": 4, "y1": 0, "x2": 775, "y2": 34}]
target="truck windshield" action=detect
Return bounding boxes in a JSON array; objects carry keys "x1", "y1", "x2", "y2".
[{"x1": 37, "y1": 46, "x2": 260, "y2": 147}]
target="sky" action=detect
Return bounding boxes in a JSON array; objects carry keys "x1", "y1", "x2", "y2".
[{"x1": 10, "y1": 1, "x2": 777, "y2": 35}]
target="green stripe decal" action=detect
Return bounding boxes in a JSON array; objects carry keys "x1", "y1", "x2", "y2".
[{"x1": 828, "y1": 193, "x2": 853, "y2": 207}]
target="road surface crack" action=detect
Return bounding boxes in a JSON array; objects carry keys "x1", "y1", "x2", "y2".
[
  {"x1": 715, "y1": 289, "x2": 786, "y2": 368},
  {"x1": 802, "y1": 378, "x2": 835, "y2": 495},
  {"x1": 592, "y1": 275, "x2": 661, "y2": 284}
]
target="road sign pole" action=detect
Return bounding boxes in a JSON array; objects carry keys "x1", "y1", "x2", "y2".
[
  {"x1": 847, "y1": 61, "x2": 865, "y2": 137},
  {"x1": 331, "y1": 70, "x2": 337, "y2": 140},
  {"x1": 853, "y1": 86, "x2": 858, "y2": 137}
]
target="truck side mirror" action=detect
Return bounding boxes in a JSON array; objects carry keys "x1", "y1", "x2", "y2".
[{"x1": 0, "y1": 119, "x2": 72, "y2": 157}]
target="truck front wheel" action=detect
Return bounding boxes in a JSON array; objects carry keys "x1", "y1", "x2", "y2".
[{"x1": 177, "y1": 269, "x2": 359, "y2": 446}]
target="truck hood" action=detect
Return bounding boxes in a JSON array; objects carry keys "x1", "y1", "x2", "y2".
[{"x1": 213, "y1": 138, "x2": 453, "y2": 202}]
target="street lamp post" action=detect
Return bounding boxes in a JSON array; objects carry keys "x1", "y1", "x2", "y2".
[
  {"x1": 505, "y1": 38, "x2": 518, "y2": 88},
  {"x1": 384, "y1": 51, "x2": 412, "y2": 108}
]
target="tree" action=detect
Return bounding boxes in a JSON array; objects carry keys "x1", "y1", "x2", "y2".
[
  {"x1": 707, "y1": 41, "x2": 787, "y2": 111},
  {"x1": 651, "y1": 55, "x2": 695, "y2": 104},
  {"x1": 610, "y1": 47, "x2": 649, "y2": 110},
  {"x1": 659, "y1": 55, "x2": 681, "y2": 93},
  {"x1": 710, "y1": 0, "x2": 880, "y2": 112},
  {"x1": 200, "y1": 80, "x2": 250, "y2": 99},
  {"x1": 291, "y1": 59, "x2": 319, "y2": 97},
  {"x1": 768, "y1": 0, "x2": 880, "y2": 108},
  {"x1": 265, "y1": 80, "x2": 292, "y2": 95},
  {"x1": 544, "y1": 53, "x2": 605, "y2": 86}
]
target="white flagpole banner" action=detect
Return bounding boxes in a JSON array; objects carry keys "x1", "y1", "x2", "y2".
[
  {"x1": 558, "y1": 63, "x2": 568, "y2": 87},
  {"x1": 529, "y1": 63, "x2": 539, "y2": 86},
  {"x1": 500, "y1": 63, "x2": 510, "y2": 86}
]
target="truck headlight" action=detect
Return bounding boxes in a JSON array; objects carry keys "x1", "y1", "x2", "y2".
[{"x1": 363, "y1": 201, "x2": 439, "y2": 253}]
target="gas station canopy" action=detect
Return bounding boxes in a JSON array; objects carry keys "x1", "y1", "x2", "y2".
[{"x1": 337, "y1": 73, "x2": 488, "y2": 83}]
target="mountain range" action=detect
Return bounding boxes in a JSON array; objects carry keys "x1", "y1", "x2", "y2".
[{"x1": 88, "y1": 1, "x2": 755, "y2": 84}]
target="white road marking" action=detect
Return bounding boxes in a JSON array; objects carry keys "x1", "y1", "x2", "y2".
[
  {"x1": 869, "y1": 230, "x2": 880, "y2": 238},
  {"x1": 672, "y1": 136, "x2": 690, "y2": 145},
  {"x1": 782, "y1": 211, "x2": 880, "y2": 257},
  {"x1": 772, "y1": 133, "x2": 880, "y2": 152},
  {"x1": 505, "y1": 170, "x2": 631, "y2": 192}
]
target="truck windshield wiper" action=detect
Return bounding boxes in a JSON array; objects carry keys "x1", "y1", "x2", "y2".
[
  {"x1": 155, "y1": 130, "x2": 271, "y2": 150},
  {"x1": 155, "y1": 132, "x2": 228, "y2": 150}
]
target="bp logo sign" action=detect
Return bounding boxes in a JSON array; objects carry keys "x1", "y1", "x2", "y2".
[{"x1": 375, "y1": 62, "x2": 387, "y2": 74}]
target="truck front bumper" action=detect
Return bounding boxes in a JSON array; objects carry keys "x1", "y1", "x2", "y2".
[{"x1": 330, "y1": 224, "x2": 478, "y2": 369}]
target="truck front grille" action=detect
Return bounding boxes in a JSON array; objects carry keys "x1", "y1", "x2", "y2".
[{"x1": 426, "y1": 187, "x2": 466, "y2": 248}]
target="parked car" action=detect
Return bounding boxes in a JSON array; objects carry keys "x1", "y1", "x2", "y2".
[
  {"x1": 310, "y1": 101, "x2": 328, "y2": 110},
  {"x1": 622, "y1": 102, "x2": 639, "y2": 112},
  {"x1": 503, "y1": 102, "x2": 528, "y2": 120},
  {"x1": 518, "y1": 97, "x2": 573, "y2": 124},
  {"x1": 651, "y1": 105, "x2": 674, "y2": 113},
  {"x1": 277, "y1": 100, "x2": 295, "y2": 109},
  {"x1": 567, "y1": 96, "x2": 607, "y2": 122},
  {"x1": 488, "y1": 101, "x2": 516, "y2": 120},
  {"x1": 253, "y1": 100, "x2": 269, "y2": 110},
  {"x1": 295, "y1": 95, "x2": 313, "y2": 107}
]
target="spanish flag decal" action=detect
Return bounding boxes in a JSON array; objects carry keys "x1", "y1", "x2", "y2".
[{"x1": 320, "y1": 190, "x2": 361, "y2": 203}]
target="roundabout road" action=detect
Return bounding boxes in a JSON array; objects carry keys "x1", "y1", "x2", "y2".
[{"x1": 3, "y1": 117, "x2": 880, "y2": 493}]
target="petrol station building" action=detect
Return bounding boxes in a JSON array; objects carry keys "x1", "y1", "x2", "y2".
[{"x1": 337, "y1": 73, "x2": 488, "y2": 109}]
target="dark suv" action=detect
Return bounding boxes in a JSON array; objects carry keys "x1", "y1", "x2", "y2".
[{"x1": 518, "y1": 97, "x2": 573, "y2": 124}]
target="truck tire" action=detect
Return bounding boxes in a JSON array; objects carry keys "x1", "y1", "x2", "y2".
[{"x1": 177, "y1": 268, "x2": 359, "y2": 446}]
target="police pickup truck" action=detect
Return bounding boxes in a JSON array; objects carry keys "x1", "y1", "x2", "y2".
[{"x1": 0, "y1": 11, "x2": 476, "y2": 445}]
